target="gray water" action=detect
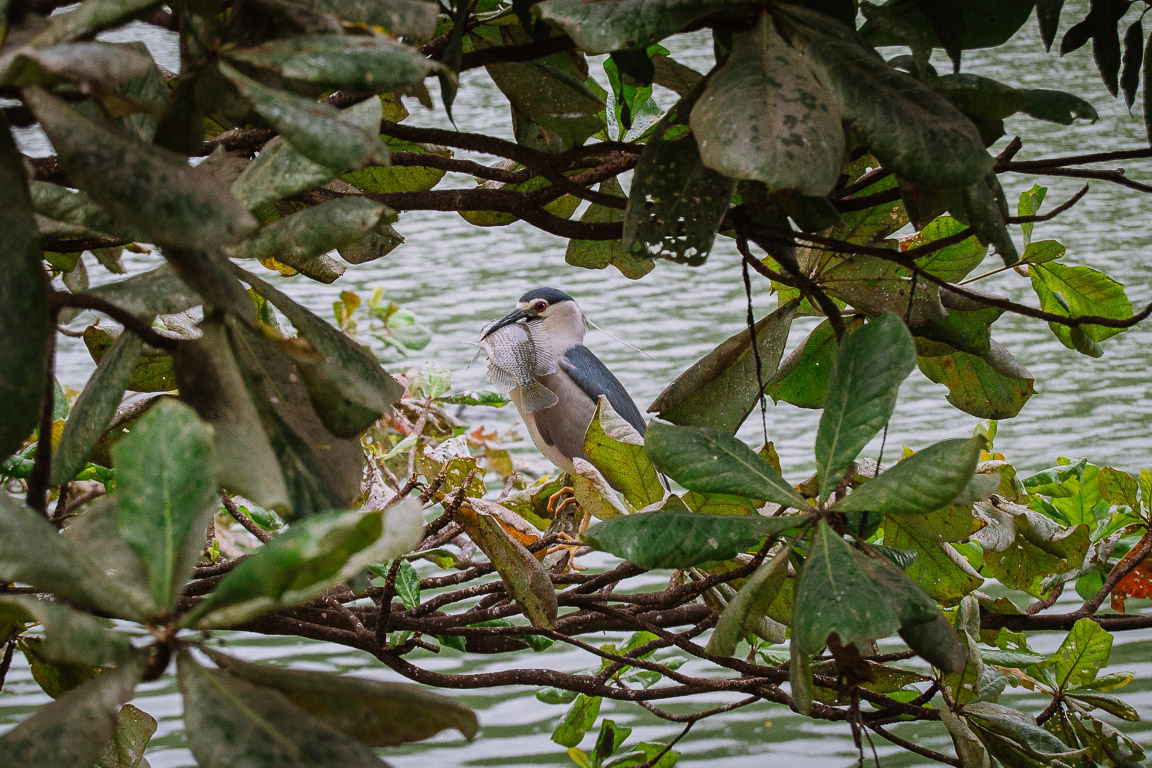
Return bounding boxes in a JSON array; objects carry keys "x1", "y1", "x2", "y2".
[{"x1": 5, "y1": 5, "x2": 1152, "y2": 766}]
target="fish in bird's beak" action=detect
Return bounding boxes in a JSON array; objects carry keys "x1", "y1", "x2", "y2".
[{"x1": 480, "y1": 307, "x2": 531, "y2": 340}]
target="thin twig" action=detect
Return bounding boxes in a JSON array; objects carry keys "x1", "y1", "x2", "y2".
[
  {"x1": 870, "y1": 724, "x2": 961, "y2": 767},
  {"x1": 26, "y1": 307, "x2": 59, "y2": 518},
  {"x1": 47, "y1": 291, "x2": 179, "y2": 351},
  {"x1": 220, "y1": 493, "x2": 272, "y2": 543}
]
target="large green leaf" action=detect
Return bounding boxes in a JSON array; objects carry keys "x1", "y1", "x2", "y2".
[
  {"x1": 883, "y1": 516, "x2": 983, "y2": 603},
  {"x1": 0, "y1": 656, "x2": 144, "y2": 768},
  {"x1": 918, "y1": 341, "x2": 1035, "y2": 419},
  {"x1": 645, "y1": 422, "x2": 810, "y2": 510},
  {"x1": 239, "y1": 268, "x2": 403, "y2": 436},
  {"x1": 531, "y1": 0, "x2": 739, "y2": 53},
  {"x1": 95, "y1": 703, "x2": 156, "y2": 768},
  {"x1": 23, "y1": 89, "x2": 256, "y2": 249},
  {"x1": 30, "y1": 0, "x2": 162, "y2": 45},
  {"x1": 833, "y1": 438, "x2": 983, "y2": 515},
  {"x1": 178, "y1": 652, "x2": 387, "y2": 768},
  {"x1": 82, "y1": 326, "x2": 175, "y2": 393},
  {"x1": 218, "y1": 64, "x2": 387, "y2": 170},
  {"x1": 233, "y1": 98, "x2": 383, "y2": 209},
  {"x1": 51, "y1": 332, "x2": 142, "y2": 485},
  {"x1": 978, "y1": 502, "x2": 1090, "y2": 597},
  {"x1": 229, "y1": 197, "x2": 391, "y2": 283},
  {"x1": 861, "y1": 0, "x2": 1037, "y2": 53},
  {"x1": 648, "y1": 301, "x2": 797, "y2": 432},
  {"x1": 292, "y1": 0, "x2": 437, "y2": 36},
  {"x1": 781, "y1": 5, "x2": 992, "y2": 188},
  {"x1": 0, "y1": 119, "x2": 50, "y2": 459},
  {"x1": 815, "y1": 313, "x2": 916, "y2": 500},
  {"x1": 905, "y1": 215, "x2": 989, "y2": 282},
  {"x1": 230, "y1": 34, "x2": 441, "y2": 91},
  {"x1": 0, "y1": 495, "x2": 147, "y2": 619},
  {"x1": 584, "y1": 397, "x2": 664, "y2": 509},
  {"x1": 111, "y1": 399, "x2": 217, "y2": 613},
  {"x1": 453, "y1": 505, "x2": 558, "y2": 629},
  {"x1": 623, "y1": 93, "x2": 735, "y2": 265},
  {"x1": 583, "y1": 508, "x2": 804, "y2": 569},
  {"x1": 0, "y1": 596, "x2": 132, "y2": 669},
  {"x1": 690, "y1": 15, "x2": 843, "y2": 195},
  {"x1": 565, "y1": 178, "x2": 654, "y2": 279},
  {"x1": 186, "y1": 502, "x2": 422, "y2": 628},
  {"x1": 343, "y1": 138, "x2": 451, "y2": 196},
  {"x1": 765, "y1": 319, "x2": 861, "y2": 409},
  {"x1": 930, "y1": 73, "x2": 1099, "y2": 126},
  {"x1": 1030, "y1": 261, "x2": 1133, "y2": 350},
  {"x1": 792, "y1": 522, "x2": 950, "y2": 659},
  {"x1": 174, "y1": 322, "x2": 291, "y2": 512},
  {"x1": 1042, "y1": 617, "x2": 1113, "y2": 691},
  {"x1": 706, "y1": 543, "x2": 793, "y2": 657},
  {"x1": 203, "y1": 648, "x2": 477, "y2": 746},
  {"x1": 0, "y1": 42, "x2": 154, "y2": 89},
  {"x1": 83, "y1": 265, "x2": 200, "y2": 320},
  {"x1": 965, "y1": 701, "x2": 1086, "y2": 762}
]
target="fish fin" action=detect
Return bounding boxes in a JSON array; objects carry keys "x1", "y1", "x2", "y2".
[
  {"x1": 520, "y1": 382, "x2": 559, "y2": 413},
  {"x1": 487, "y1": 365, "x2": 518, "y2": 393},
  {"x1": 527, "y1": 321, "x2": 557, "y2": 376}
]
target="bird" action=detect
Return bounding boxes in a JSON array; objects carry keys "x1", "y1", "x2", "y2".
[{"x1": 478, "y1": 287, "x2": 647, "y2": 478}]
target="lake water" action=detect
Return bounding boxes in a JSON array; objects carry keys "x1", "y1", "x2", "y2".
[{"x1": 5, "y1": 3, "x2": 1152, "y2": 765}]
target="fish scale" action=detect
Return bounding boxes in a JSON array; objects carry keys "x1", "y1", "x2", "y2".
[{"x1": 478, "y1": 320, "x2": 559, "y2": 412}]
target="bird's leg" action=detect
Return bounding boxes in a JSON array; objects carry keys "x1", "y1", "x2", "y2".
[
  {"x1": 543, "y1": 481, "x2": 586, "y2": 571},
  {"x1": 546, "y1": 486, "x2": 576, "y2": 517}
]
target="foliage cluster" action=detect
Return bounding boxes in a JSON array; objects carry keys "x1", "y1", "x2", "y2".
[{"x1": 1, "y1": 0, "x2": 1151, "y2": 765}]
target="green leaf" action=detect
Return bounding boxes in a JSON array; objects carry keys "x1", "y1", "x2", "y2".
[
  {"x1": 644, "y1": 422, "x2": 810, "y2": 510},
  {"x1": 552, "y1": 694, "x2": 601, "y2": 747},
  {"x1": 883, "y1": 516, "x2": 984, "y2": 603},
  {"x1": 187, "y1": 502, "x2": 422, "y2": 628},
  {"x1": 83, "y1": 326, "x2": 176, "y2": 393},
  {"x1": 979, "y1": 503, "x2": 1091, "y2": 597},
  {"x1": 584, "y1": 397, "x2": 664, "y2": 509},
  {"x1": 394, "y1": 558, "x2": 421, "y2": 610},
  {"x1": 0, "y1": 597, "x2": 131, "y2": 669},
  {"x1": 833, "y1": 438, "x2": 982, "y2": 515},
  {"x1": 111, "y1": 399, "x2": 217, "y2": 613},
  {"x1": 51, "y1": 332, "x2": 142, "y2": 485},
  {"x1": 83, "y1": 265, "x2": 200, "y2": 320},
  {"x1": 1097, "y1": 466, "x2": 1139, "y2": 508},
  {"x1": 0, "y1": 42, "x2": 154, "y2": 89},
  {"x1": 239, "y1": 268, "x2": 403, "y2": 437},
  {"x1": 571, "y1": 458, "x2": 630, "y2": 521},
  {"x1": 1030, "y1": 261, "x2": 1134, "y2": 349},
  {"x1": 781, "y1": 5, "x2": 992, "y2": 188},
  {"x1": 95, "y1": 703, "x2": 156, "y2": 768},
  {"x1": 1041, "y1": 617, "x2": 1113, "y2": 691},
  {"x1": 453, "y1": 505, "x2": 558, "y2": 629},
  {"x1": 173, "y1": 321, "x2": 291, "y2": 512},
  {"x1": 230, "y1": 34, "x2": 440, "y2": 91},
  {"x1": 789, "y1": 632, "x2": 814, "y2": 715},
  {"x1": 0, "y1": 118, "x2": 49, "y2": 459},
  {"x1": 0, "y1": 656, "x2": 144, "y2": 768},
  {"x1": 0, "y1": 494, "x2": 147, "y2": 619},
  {"x1": 918, "y1": 341, "x2": 1035, "y2": 419},
  {"x1": 30, "y1": 0, "x2": 161, "y2": 46},
  {"x1": 816, "y1": 313, "x2": 916, "y2": 499},
  {"x1": 906, "y1": 216, "x2": 988, "y2": 282},
  {"x1": 690, "y1": 14, "x2": 843, "y2": 194},
  {"x1": 566, "y1": 178, "x2": 654, "y2": 279},
  {"x1": 230, "y1": 197, "x2": 391, "y2": 283},
  {"x1": 765, "y1": 319, "x2": 852, "y2": 410},
  {"x1": 531, "y1": 0, "x2": 737, "y2": 54},
  {"x1": 623, "y1": 91, "x2": 735, "y2": 265},
  {"x1": 1067, "y1": 707, "x2": 1146, "y2": 767},
  {"x1": 707, "y1": 542, "x2": 793, "y2": 656},
  {"x1": 965, "y1": 701, "x2": 1086, "y2": 762},
  {"x1": 178, "y1": 652, "x2": 386, "y2": 768},
  {"x1": 1066, "y1": 691, "x2": 1141, "y2": 721},
  {"x1": 343, "y1": 138, "x2": 451, "y2": 195},
  {"x1": 583, "y1": 508, "x2": 804, "y2": 569},
  {"x1": 23, "y1": 89, "x2": 256, "y2": 249},
  {"x1": 292, "y1": 0, "x2": 437, "y2": 35},
  {"x1": 648, "y1": 301, "x2": 797, "y2": 432},
  {"x1": 202, "y1": 648, "x2": 478, "y2": 746},
  {"x1": 218, "y1": 64, "x2": 387, "y2": 170}
]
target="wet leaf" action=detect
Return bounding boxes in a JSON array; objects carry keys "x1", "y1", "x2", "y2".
[
  {"x1": 82, "y1": 326, "x2": 176, "y2": 393},
  {"x1": 203, "y1": 648, "x2": 478, "y2": 746},
  {"x1": 816, "y1": 313, "x2": 916, "y2": 500},
  {"x1": 1030, "y1": 261, "x2": 1133, "y2": 350},
  {"x1": 965, "y1": 701, "x2": 1085, "y2": 762},
  {"x1": 51, "y1": 332, "x2": 142, "y2": 485},
  {"x1": 230, "y1": 34, "x2": 441, "y2": 91},
  {"x1": 765, "y1": 319, "x2": 859, "y2": 410},
  {"x1": 30, "y1": 0, "x2": 162, "y2": 45},
  {"x1": 294, "y1": 0, "x2": 437, "y2": 36},
  {"x1": 178, "y1": 652, "x2": 386, "y2": 768},
  {"x1": 112, "y1": 399, "x2": 217, "y2": 613},
  {"x1": 584, "y1": 397, "x2": 664, "y2": 509},
  {"x1": 551, "y1": 694, "x2": 601, "y2": 747},
  {"x1": 691, "y1": 15, "x2": 843, "y2": 194},
  {"x1": 906, "y1": 216, "x2": 988, "y2": 282},
  {"x1": 1, "y1": 42, "x2": 153, "y2": 89},
  {"x1": 187, "y1": 502, "x2": 422, "y2": 628},
  {"x1": 0, "y1": 596, "x2": 131, "y2": 669},
  {"x1": 0, "y1": 656, "x2": 143, "y2": 768},
  {"x1": 23, "y1": 89, "x2": 256, "y2": 249},
  {"x1": 344, "y1": 138, "x2": 450, "y2": 195},
  {"x1": 1040, "y1": 617, "x2": 1113, "y2": 691},
  {"x1": 918, "y1": 341, "x2": 1035, "y2": 419},
  {"x1": 571, "y1": 458, "x2": 629, "y2": 521},
  {"x1": 649, "y1": 301, "x2": 797, "y2": 432},
  {"x1": 833, "y1": 438, "x2": 982, "y2": 515},
  {"x1": 1066, "y1": 691, "x2": 1141, "y2": 721},
  {"x1": 532, "y1": 0, "x2": 739, "y2": 54},
  {"x1": 583, "y1": 508, "x2": 803, "y2": 569},
  {"x1": 95, "y1": 704, "x2": 156, "y2": 768},
  {"x1": 219, "y1": 64, "x2": 387, "y2": 170},
  {"x1": 645, "y1": 422, "x2": 810, "y2": 510},
  {"x1": 84, "y1": 265, "x2": 200, "y2": 320},
  {"x1": 566, "y1": 178, "x2": 654, "y2": 279},
  {"x1": 707, "y1": 542, "x2": 793, "y2": 657},
  {"x1": 884, "y1": 515, "x2": 984, "y2": 603}
]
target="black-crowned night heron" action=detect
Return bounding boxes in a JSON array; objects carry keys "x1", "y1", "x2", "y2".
[{"x1": 479, "y1": 288, "x2": 647, "y2": 478}]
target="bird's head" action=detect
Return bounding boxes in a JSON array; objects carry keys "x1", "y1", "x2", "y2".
[{"x1": 481, "y1": 287, "x2": 585, "y2": 347}]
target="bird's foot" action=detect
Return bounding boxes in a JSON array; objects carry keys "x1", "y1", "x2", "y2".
[
  {"x1": 546, "y1": 486, "x2": 576, "y2": 518},
  {"x1": 548, "y1": 532, "x2": 587, "y2": 571}
]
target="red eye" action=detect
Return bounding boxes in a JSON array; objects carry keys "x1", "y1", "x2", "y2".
[{"x1": 534, "y1": 301, "x2": 547, "y2": 312}]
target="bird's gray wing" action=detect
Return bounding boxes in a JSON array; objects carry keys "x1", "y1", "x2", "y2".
[{"x1": 559, "y1": 345, "x2": 647, "y2": 436}]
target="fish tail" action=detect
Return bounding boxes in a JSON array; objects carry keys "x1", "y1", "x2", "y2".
[{"x1": 520, "y1": 382, "x2": 559, "y2": 413}]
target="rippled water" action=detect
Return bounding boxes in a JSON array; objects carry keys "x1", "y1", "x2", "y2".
[{"x1": 6, "y1": 4, "x2": 1152, "y2": 766}]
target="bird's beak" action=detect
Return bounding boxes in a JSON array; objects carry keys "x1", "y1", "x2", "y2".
[{"x1": 480, "y1": 308, "x2": 531, "y2": 340}]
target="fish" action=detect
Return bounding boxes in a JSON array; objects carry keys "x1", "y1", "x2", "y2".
[{"x1": 477, "y1": 320, "x2": 559, "y2": 413}]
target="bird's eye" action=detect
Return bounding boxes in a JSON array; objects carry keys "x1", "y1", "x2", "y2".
[{"x1": 533, "y1": 301, "x2": 547, "y2": 313}]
